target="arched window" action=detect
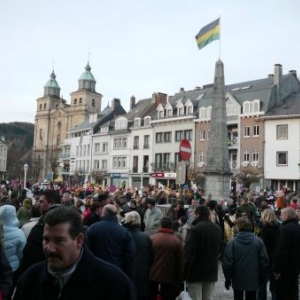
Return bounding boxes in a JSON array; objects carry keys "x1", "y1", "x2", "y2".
[
  {"x1": 44, "y1": 103, "x2": 46, "y2": 109},
  {"x1": 74, "y1": 98, "x2": 77, "y2": 105},
  {"x1": 200, "y1": 107, "x2": 206, "y2": 119},
  {"x1": 92, "y1": 99, "x2": 95, "y2": 107},
  {"x1": 58, "y1": 121, "x2": 62, "y2": 129},
  {"x1": 243, "y1": 101, "x2": 250, "y2": 114},
  {"x1": 207, "y1": 106, "x2": 212, "y2": 118},
  {"x1": 39, "y1": 104, "x2": 42, "y2": 110},
  {"x1": 253, "y1": 100, "x2": 260, "y2": 112},
  {"x1": 79, "y1": 98, "x2": 82, "y2": 104},
  {"x1": 56, "y1": 134, "x2": 61, "y2": 146}
]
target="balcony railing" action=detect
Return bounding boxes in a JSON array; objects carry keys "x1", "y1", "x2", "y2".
[
  {"x1": 133, "y1": 145, "x2": 139, "y2": 149},
  {"x1": 151, "y1": 162, "x2": 177, "y2": 171},
  {"x1": 59, "y1": 153, "x2": 71, "y2": 158}
]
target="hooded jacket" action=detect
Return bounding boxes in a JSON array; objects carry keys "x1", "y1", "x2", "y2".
[
  {"x1": 0, "y1": 205, "x2": 26, "y2": 271},
  {"x1": 222, "y1": 231, "x2": 269, "y2": 291}
]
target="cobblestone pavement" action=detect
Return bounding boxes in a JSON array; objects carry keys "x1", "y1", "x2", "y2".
[{"x1": 211, "y1": 262, "x2": 272, "y2": 300}]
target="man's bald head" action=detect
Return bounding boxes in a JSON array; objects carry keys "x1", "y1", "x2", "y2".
[{"x1": 102, "y1": 204, "x2": 117, "y2": 217}]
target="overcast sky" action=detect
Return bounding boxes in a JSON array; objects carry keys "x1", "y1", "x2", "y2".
[{"x1": 1, "y1": 0, "x2": 299, "y2": 123}]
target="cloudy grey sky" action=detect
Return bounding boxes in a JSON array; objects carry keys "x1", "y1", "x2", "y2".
[{"x1": 1, "y1": 0, "x2": 299, "y2": 123}]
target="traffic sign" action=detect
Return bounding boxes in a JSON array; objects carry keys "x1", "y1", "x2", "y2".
[{"x1": 179, "y1": 139, "x2": 192, "y2": 161}]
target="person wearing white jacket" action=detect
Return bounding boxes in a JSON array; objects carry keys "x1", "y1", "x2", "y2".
[
  {"x1": 0, "y1": 205, "x2": 26, "y2": 272},
  {"x1": 144, "y1": 198, "x2": 163, "y2": 236}
]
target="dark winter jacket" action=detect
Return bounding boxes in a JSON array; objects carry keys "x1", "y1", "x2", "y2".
[
  {"x1": 125, "y1": 226, "x2": 154, "y2": 297},
  {"x1": 86, "y1": 215, "x2": 136, "y2": 279},
  {"x1": 222, "y1": 231, "x2": 269, "y2": 291},
  {"x1": 274, "y1": 218, "x2": 300, "y2": 277},
  {"x1": 150, "y1": 228, "x2": 183, "y2": 285},
  {"x1": 12, "y1": 247, "x2": 136, "y2": 300},
  {"x1": 0, "y1": 244, "x2": 13, "y2": 300},
  {"x1": 259, "y1": 222, "x2": 280, "y2": 270},
  {"x1": 183, "y1": 219, "x2": 222, "y2": 282},
  {"x1": 17, "y1": 205, "x2": 60, "y2": 278}
]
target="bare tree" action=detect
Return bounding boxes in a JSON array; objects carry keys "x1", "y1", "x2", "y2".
[{"x1": 232, "y1": 165, "x2": 263, "y2": 189}]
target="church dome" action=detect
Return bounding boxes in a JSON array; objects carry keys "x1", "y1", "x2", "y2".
[
  {"x1": 44, "y1": 70, "x2": 60, "y2": 97},
  {"x1": 79, "y1": 63, "x2": 96, "y2": 82}
]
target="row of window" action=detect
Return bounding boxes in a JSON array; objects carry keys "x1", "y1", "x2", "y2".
[
  {"x1": 157, "y1": 106, "x2": 193, "y2": 118},
  {"x1": 93, "y1": 159, "x2": 108, "y2": 170},
  {"x1": 133, "y1": 136, "x2": 149, "y2": 149},
  {"x1": 242, "y1": 149, "x2": 259, "y2": 162},
  {"x1": 156, "y1": 130, "x2": 193, "y2": 143},
  {"x1": 244, "y1": 124, "x2": 288, "y2": 139},
  {"x1": 77, "y1": 150, "x2": 289, "y2": 172},
  {"x1": 76, "y1": 144, "x2": 91, "y2": 157},
  {"x1": 199, "y1": 99, "x2": 261, "y2": 120},
  {"x1": 75, "y1": 160, "x2": 90, "y2": 172},
  {"x1": 244, "y1": 125, "x2": 260, "y2": 137},
  {"x1": 94, "y1": 142, "x2": 108, "y2": 153}
]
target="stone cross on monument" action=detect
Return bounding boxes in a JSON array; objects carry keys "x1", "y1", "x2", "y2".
[{"x1": 204, "y1": 59, "x2": 232, "y2": 199}]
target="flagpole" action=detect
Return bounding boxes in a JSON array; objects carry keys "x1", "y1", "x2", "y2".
[{"x1": 219, "y1": 15, "x2": 221, "y2": 59}]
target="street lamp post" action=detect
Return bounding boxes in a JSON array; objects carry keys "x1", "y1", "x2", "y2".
[{"x1": 23, "y1": 163, "x2": 28, "y2": 189}]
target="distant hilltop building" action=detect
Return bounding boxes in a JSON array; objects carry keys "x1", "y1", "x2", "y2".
[{"x1": 32, "y1": 62, "x2": 102, "y2": 180}]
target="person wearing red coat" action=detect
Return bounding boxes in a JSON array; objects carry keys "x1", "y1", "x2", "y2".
[{"x1": 149, "y1": 217, "x2": 183, "y2": 300}]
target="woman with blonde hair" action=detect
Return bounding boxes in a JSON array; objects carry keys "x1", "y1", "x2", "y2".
[{"x1": 257, "y1": 208, "x2": 280, "y2": 300}]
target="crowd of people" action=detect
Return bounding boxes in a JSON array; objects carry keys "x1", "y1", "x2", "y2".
[{"x1": 0, "y1": 182, "x2": 300, "y2": 300}]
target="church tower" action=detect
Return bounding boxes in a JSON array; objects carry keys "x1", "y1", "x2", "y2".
[
  {"x1": 68, "y1": 62, "x2": 102, "y2": 130},
  {"x1": 33, "y1": 70, "x2": 64, "y2": 180},
  {"x1": 32, "y1": 62, "x2": 103, "y2": 181}
]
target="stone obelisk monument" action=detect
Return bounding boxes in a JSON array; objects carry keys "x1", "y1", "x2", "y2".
[{"x1": 204, "y1": 59, "x2": 231, "y2": 199}]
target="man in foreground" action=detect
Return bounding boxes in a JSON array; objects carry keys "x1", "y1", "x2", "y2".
[
  {"x1": 274, "y1": 207, "x2": 300, "y2": 300},
  {"x1": 183, "y1": 205, "x2": 222, "y2": 300},
  {"x1": 13, "y1": 206, "x2": 136, "y2": 300}
]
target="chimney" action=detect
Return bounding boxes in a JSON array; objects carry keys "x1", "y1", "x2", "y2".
[
  {"x1": 111, "y1": 98, "x2": 120, "y2": 110},
  {"x1": 179, "y1": 87, "x2": 185, "y2": 92},
  {"x1": 130, "y1": 95, "x2": 136, "y2": 110},
  {"x1": 289, "y1": 70, "x2": 297, "y2": 77},
  {"x1": 268, "y1": 74, "x2": 274, "y2": 78},
  {"x1": 152, "y1": 92, "x2": 167, "y2": 107},
  {"x1": 274, "y1": 64, "x2": 283, "y2": 105}
]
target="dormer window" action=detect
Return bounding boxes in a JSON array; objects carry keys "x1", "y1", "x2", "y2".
[
  {"x1": 115, "y1": 118, "x2": 127, "y2": 130},
  {"x1": 243, "y1": 100, "x2": 260, "y2": 115},
  {"x1": 134, "y1": 118, "x2": 140, "y2": 127},
  {"x1": 178, "y1": 107, "x2": 184, "y2": 116},
  {"x1": 101, "y1": 127, "x2": 108, "y2": 133},
  {"x1": 167, "y1": 109, "x2": 173, "y2": 117},
  {"x1": 244, "y1": 101, "x2": 250, "y2": 113},
  {"x1": 187, "y1": 105, "x2": 193, "y2": 114},
  {"x1": 252, "y1": 100, "x2": 260, "y2": 112},
  {"x1": 199, "y1": 106, "x2": 211, "y2": 120},
  {"x1": 158, "y1": 110, "x2": 164, "y2": 118},
  {"x1": 144, "y1": 117, "x2": 150, "y2": 125}
]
